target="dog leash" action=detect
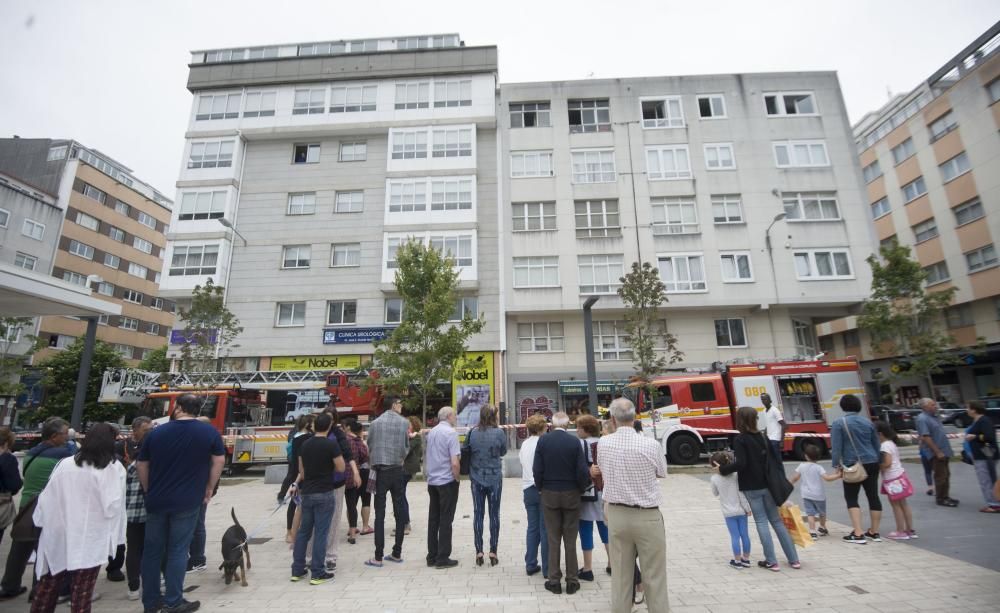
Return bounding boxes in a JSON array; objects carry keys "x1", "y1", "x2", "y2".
[{"x1": 236, "y1": 496, "x2": 289, "y2": 550}]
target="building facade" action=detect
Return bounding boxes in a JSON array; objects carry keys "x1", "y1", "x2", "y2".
[{"x1": 817, "y1": 24, "x2": 1000, "y2": 404}]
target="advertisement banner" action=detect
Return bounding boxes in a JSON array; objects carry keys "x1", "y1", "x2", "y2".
[
  {"x1": 170, "y1": 328, "x2": 217, "y2": 345},
  {"x1": 270, "y1": 355, "x2": 362, "y2": 371},
  {"x1": 453, "y1": 351, "x2": 494, "y2": 428}
]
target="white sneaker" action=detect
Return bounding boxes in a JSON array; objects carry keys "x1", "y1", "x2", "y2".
[{"x1": 128, "y1": 589, "x2": 141, "y2": 601}]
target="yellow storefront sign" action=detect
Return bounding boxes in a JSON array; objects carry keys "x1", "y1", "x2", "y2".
[
  {"x1": 270, "y1": 355, "x2": 362, "y2": 371},
  {"x1": 453, "y1": 352, "x2": 494, "y2": 428}
]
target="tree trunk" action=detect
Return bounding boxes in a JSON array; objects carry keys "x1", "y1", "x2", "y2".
[{"x1": 422, "y1": 389, "x2": 428, "y2": 428}]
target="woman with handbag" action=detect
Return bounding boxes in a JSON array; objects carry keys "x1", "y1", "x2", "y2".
[
  {"x1": 963, "y1": 401, "x2": 1000, "y2": 513},
  {"x1": 830, "y1": 394, "x2": 883, "y2": 544},
  {"x1": 716, "y1": 406, "x2": 800, "y2": 571},
  {"x1": 0, "y1": 428, "x2": 23, "y2": 547},
  {"x1": 876, "y1": 422, "x2": 916, "y2": 539}
]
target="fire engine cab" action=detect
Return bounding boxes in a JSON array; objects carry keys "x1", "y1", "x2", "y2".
[{"x1": 632, "y1": 358, "x2": 868, "y2": 465}]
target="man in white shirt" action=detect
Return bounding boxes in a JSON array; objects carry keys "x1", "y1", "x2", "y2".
[
  {"x1": 519, "y1": 414, "x2": 548, "y2": 578},
  {"x1": 762, "y1": 393, "x2": 786, "y2": 461}
]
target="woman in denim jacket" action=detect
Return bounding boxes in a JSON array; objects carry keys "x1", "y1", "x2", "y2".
[
  {"x1": 830, "y1": 394, "x2": 883, "y2": 544},
  {"x1": 464, "y1": 405, "x2": 508, "y2": 566}
]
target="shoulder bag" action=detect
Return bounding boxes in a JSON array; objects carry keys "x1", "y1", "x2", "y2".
[
  {"x1": 10, "y1": 453, "x2": 43, "y2": 542},
  {"x1": 760, "y1": 434, "x2": 794, "y2": 505},
  {"x1": 581, "y1": 440, "x2": 599, "y2": 502},
  {"x1": 840, "y1": 418, "x2": 869, "y2": 484}
]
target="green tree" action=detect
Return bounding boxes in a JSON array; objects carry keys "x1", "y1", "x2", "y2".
[
  {"x1": 176, "y1": 279, "x2": 243, "y2": 371},
  {"x1": 0, "y1": 316, "x2": 42, "y2": 399},
  {"x1": 37, "y1": 338, "x2": 126, "y2": 423},
  {"x1": 138, "y1": 345, "x2": 171, "y2": 373},
  {"x1": 858, "y1": 242, "x2": 974, "y2": 393},
  {"x1": 371, "y1": 241, "x2": 485, "y2": 424},
  {"x1": 617, "y1": 262, "x2": 684, "y2": 385}
]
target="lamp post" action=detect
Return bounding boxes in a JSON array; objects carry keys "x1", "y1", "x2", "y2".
[
  {"x1": 764, "y1": 211, "x2": 787, "y2": 357},
  {"x1": 217, "y1": 217, "x2": 248, "y2": 246},
  {"x1": 582, "y1": 296, "x2": 600, "y2": 414}
]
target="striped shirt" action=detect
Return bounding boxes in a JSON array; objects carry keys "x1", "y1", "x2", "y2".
[{"x1": 596, "y1": 427, "x2": 666, "y2": 508}]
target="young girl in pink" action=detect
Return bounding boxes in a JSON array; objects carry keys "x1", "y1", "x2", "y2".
[{"x1": 877, "y1": 421, "x2": 916, "y2": 540}]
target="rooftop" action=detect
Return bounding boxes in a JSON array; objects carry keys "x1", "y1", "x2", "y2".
[{"x1": 190, "y1": 33, "x2": 462, "y2": 65}]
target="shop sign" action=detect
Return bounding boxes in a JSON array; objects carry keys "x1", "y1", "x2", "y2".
[
  {"x1": 557, "y1": 380, "x2": 620, "y2": 395},
  {"x1": 270, "y1": 355, "x2": 362, "y2": 371},
  {"x1": 454, "y1": 351, "x2": 495, "y2": 428},
  {"x1": 170, "y1": 328, "x2": 217, "y2": 345},
  {"x1": 323, "y1": 327, "x2": 394, "y2": 344}
]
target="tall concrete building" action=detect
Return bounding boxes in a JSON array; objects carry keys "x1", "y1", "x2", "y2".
[
  {"x1": 0, "y1": 137, "x2": 175, "y2": 366},
  {"x1": 816, "y1": 23, "x2": 1000, "y2": 404},
  {"x1": 164, "y1": 34, "x2": 501, "y2": 415},
  {"x1": 499, "y1": 75, "x2": 875, "y2": 418}
]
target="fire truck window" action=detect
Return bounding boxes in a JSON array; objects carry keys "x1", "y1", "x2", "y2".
[
  {"x1": 652, "y1": 386, "x2": 673, "y2": 408},
  {"x1": 196, "y1": 396, "x2": 218, "y2": 420},
  {"x1": 690, "y1": 382, "x2": 716, "y2": 402},
  {"x1": 145, "y1": 397, "x2": 169, "y2": 418}
]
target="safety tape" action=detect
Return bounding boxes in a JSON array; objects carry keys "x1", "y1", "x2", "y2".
[{"x1": 689, "y1": 426, "x2": 965, "y2": 442}]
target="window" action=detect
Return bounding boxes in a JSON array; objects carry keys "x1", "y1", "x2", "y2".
[
  {"x1": 334, "y1": 191, "x2": 364, "y2": 213},
  {"x1": 989, "y1": 79, "x2": 1000, "y2": 104},
  {"x1": 179, "y1": 191, "x2": 226, "y2": 220},
  {"x1": 14, "y1": 252, "x2": 36, "y2": 271},
  {"x1": 326, "y1": 300, "x2": 357, "y2": 325},
  {"x1": 924, "y1": 261, "x2": 950, "y2": 286},
  {"x1": 331, "y1": 243, "x2": 361, "y2": 267},
  {"x1": 68, "y1": 240, "x2": 94, "y2": 260},
  {"x1": 783, "y1": 192, "x2": 840, "y2": 221},
  {"x1": 51, "y1": 334, "x2": 77, "y2": 349},
  {"x1": 430, "y1": 179, "x2": 473, "y2": 211},
  {"x1": 330, "y1": 85, "x2": 377, "y2": 112},
  {"x1": 715, "y1": 318, "x2": 747, "y2": 347},
  {"x1": 293, "y1": 144, "x2": 321, "y2": 164},
  {"x1": 151, "y1": 297, "x2": 164, "y2": 310},
  {"x1": 188, "y1": 140, "x2": 234, "y2": 169},
  {"x1": 793, "y1": 320, "x2": 816, "y2": 355},
  {"x1": 953, "y1": 198, "x2": 984, "y2": 226},
  {"x1": 133, "y1": 237, "x2": 153, "y2": 254},
  {"x1": 510, "y1": 151, "x2": 554, "y2": 178},
  {"x1": 22, "y1": 219, "x2": 45, "y2": 240},
  {"x1": 658, "y1": 254, "x2": 707, "y2": 293},
  {"x1": 862, "y1": 160, "x2": 882, "y2": 183},
  {"x1": 169, "y1": 245, "x2": 218, "y2": 276},
  {"x1": 871, "y1": 197, "x2": 891, "y2": 219},
  {"x1": 293, "y1": 88, "x2": 325, "y2": 114},
  {"x1": 902, "y1": 177, "x2": 927, "y2": 203},
  {"x1": 712, "y1": 195, "x2": 743, "y2": 224},
  {"x1": 94, "y1": 281, "x2": 114, "y2": 297},
  {"x1": 75, "y1": 211, "x2": 99, "y2": 231},
  {"x1": 697, "y1": 95, "x2": 726, "y2": 119},
  {"x1": 287, "y1": 192, "x2": 316, "y2": 215},
  {"x1": 879, "y1": 236, "x2": 898, "y2": 251},
  {"x1": 517, "y1": 322, "x2": 565, "y2": 352},
  {"x1": 945, "y1": 304, "x2": 974, "y2": 329},
  {"x1": 276, "y1": 302, "x2": 306, "y2": 327},
  {"x1": 794, "y1": 249, "x2": 853, "y2": 279},
  {"x1": 720, "y1": 252, "x2": 753, "y2": 282},
  {"x1": 47, "y1": 145, "x2": 67, "y2": 161},
  {"x1": 128, "y1": 262, "x2": 148, "y2": 278},
  {"x1": 843, "y1": 329, "x2": 860, "y2": 347},
  {"x1": 108, "y1": 226, "x2": 125, "y2": 242},
  {"x1": 62, "y1": 271, "x2": 87, "y2": 286},
  {"x1": 384, "y1": 298, "x2": 403, "y2": 324},
  {"x1": 114, "y1": 200, "x2": 130, "y2": 216},
  {"x1": 429, "y1": 234, "x2": 473, "y2": 266},
  {"x1": 104, "y1": 253, "x2": 120, "y2": 269},
  {"x1": 431, "y1": 128, "x2": 473, "y2": 158},
  {"x1": 339, "y1": 141, "x2": 366, "y2": 162},
  {"x1": 82, "y1": 184, "x2": 106, "y2": 204},
  {"x1": 0, "y1": 208, "x2": 8, "y2": 227},
  {"x1": 243, "y1": 91, "x2": 276, "y2": 117},
  {"x1": 510, "y1": 102, "x2": 551, "y2": 128},
  {"x1": 568, "y1": 99, "x2": 611, "y2": 133},
  {"x1": 912, "y1": 218, "x2": 938, "y2": 243},
  {"x1": 391, "y1": 129, "x2": 428, "y2": 159},
  {"x1": 195, "y1": 93, "x2": 240, "y2": 120},
  {"x1": 966, "y1": 244, "x2": 998, "y2": 273},
  {"x1": 891, "y1": 138, "x2": 916, "y2": 164},
  {"x1": 385, "y1": 237, "x2": 407, "y2": 269},
  {"x1": 704, "y1": 143, "x2": 736, "y2": 169},
  {"x1": 575, "y1": 200, "x2": 621, "y2": 238},
  {"x1": 764, "y1": 91, "x2": 817, "y2": 116},
  {"x1": 434, "y1": 80, "x2": 472, "y2": 107},
  {"x1": 512, "y1": 202, "x2": 556, "y2": 232},
  {"x1": 939, "y1": 152, "x2": 971, "y2": 183},
  {"x1": 448, "y1": 297, "x2": 478, "y2": 322},
  {"x1": 147, "y1": 323, "x2": 160, "y2": 336},
  {"x1": 513, "y1": 256, "x2": 559, "y2": 287},
  {"x1": 640, "y1": 97, "x2": 684, "y2": 128},
  {"x1": 281, "y1": 245, "x2": 311, "y2": 269},
  {"x1": 578, "y1": 254, "x2": 624, "y2": 294},
  {"x1": 387, "y1": 180, "x2": 426, "y2": 212},
  {"x1": 138, "y1": 212, "x2": 156, "y2": 229},
  {"x1": 593, "y1": 321, "x2": 631, "y2": 361},
  {"x1": 646, "y1": 146, "x2": 691, "y2": 180},
  {"x1": 394, "y1": 81, "x2": 430, "y2": 109},
  {"x1": 1, "y1": 324, "x2": 21, "y2": 344},
  {"x1": 571, "y1": 150, "x2": 616, "y2": 183},
  {"x1": 650, "y1": 197, "x2": 698, "y2": 235},
  {"x1": 123, "y1": 289, "x2": 144, "y2": 304},
  {"x1": 773, "y1": 140, "x2": 829, "y2": 167},
  {"x1": 928, "y1": 111, "x2": 957, "y2": 142},
  {"x1": 113, "y1": 344, "x2": 133, "y2": 359}
]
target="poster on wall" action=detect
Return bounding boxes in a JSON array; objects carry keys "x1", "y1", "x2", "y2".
[{"x1": 453, "y1": 351, "x2": 494, "y2": 428}]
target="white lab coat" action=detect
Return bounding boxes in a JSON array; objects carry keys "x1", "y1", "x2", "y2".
[{"x1": 32, "y1": 458, "x2": 126, "y2": 577}]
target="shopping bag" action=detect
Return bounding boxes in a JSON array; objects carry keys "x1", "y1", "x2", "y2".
[{"x1": 779, "y1": 504, "x2": 814, "y2": 549}]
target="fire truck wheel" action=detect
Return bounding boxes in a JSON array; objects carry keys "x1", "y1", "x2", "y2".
[
  {"x1": 793, "y1": 437, "x2": 826, "y2": 461},
  {"x1": 667, "y1": 433, "x2": 701, "y2": 466}
]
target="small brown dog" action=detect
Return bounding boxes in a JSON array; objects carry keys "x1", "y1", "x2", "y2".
[{"x1": 219, "y1": 507, "x2": 250, "y2": 586}]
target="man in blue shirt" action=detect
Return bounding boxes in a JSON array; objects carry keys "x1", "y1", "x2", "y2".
[
  {"x1": 915, "y1": 397, "x2": 958, "y2": 507},
  {"x1": 425, "y1": 406, "x2": 461, "y2": 569},
  {"x1": 137, "y1": 394, "x2": 225, "y2": 613}
]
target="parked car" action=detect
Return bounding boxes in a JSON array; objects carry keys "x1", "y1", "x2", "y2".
[
  {"x1": 870, "y1": 404, "x2": 919, "y2": 432},
  {"x1": 979, "y1": 397, "x2": 1000, "y2": 423},
  {"x1": 938, "y1": 402, "x2": 969, "y2": 427}
]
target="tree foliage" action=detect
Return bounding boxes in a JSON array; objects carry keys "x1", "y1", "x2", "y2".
[
  {"x1": 0, "y1": 316, "x2": 42, "y2": 398},
  {"x1": 138, "y1": 345, "x2": 171, "y2": 373},
  {"x1": 617, "y1": 262, "x2": 683, "y2": 384},
  {"x1": 176, "y1": 279, "x2": 243, "y2": 371},
  {"x1": 36, "y1": 338, "x2": 126, "y2": 423},
  {"x1": 371, "y1": 241, "x2": 485, "y2": 424}
]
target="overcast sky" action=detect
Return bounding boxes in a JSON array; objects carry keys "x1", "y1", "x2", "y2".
[{"x1": 1, "y1": 0, "x2": 997, "y2": 195}]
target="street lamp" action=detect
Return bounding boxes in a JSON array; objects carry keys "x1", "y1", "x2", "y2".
[
  {"x1": 217, "y1": 218, "x2": 248, "y2": 246},
  {"x1": 764, "y1": 211, "x2": 787, "y2": 356},
  {"x1": 582, "y1": 296, "x2": 600, "y2": 414}
]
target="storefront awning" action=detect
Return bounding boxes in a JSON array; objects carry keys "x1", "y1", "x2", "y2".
[
  {"x1": 558, "y1": 380, "x2": 623, "y2": 395},
  {"x1": 0, "y1": 263, "x2": 121, "y2": 318}
]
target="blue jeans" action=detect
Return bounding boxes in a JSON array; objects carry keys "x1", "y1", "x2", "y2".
[
  {"x1": 187, "y1": 503, "x2": 207, "y2": 567},
  {"x1": 292, "y1": 491, "x2": 336, "y2": 578},
  {"x1": 724, "y1": 515, "x2": 750, "y2": 558},
  {"x1": 471, "y1": 480, "x2": 502, "y2": 554},
  {"x1": 744, "y1": 489, "x2": 798, "y2": 565},
  {"x1": 523, "y1": 486, "x2": 548, "y2": 575},
  {"x1": 141, "y1": 506, "x2": 202, "y2": 610}
]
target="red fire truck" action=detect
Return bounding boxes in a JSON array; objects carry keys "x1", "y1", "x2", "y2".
[{"x1": 632, "y1": 359, "x2": 868, "y2": 465}]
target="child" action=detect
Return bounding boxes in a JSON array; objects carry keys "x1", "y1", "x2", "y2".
[
  {"x1": 709, "y1": 451, "x2": 751, "y2": 568},
  {"x1": 789, "y1": 444, "x2": 841, "y2": 539},
  {"x1": 877, "y1": 421, "x2": 916, "y2": 539}
]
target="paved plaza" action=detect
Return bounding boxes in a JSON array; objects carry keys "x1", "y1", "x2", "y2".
[{"x1": 2, "y1": 469, "x2": 999, "y2": 612}]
